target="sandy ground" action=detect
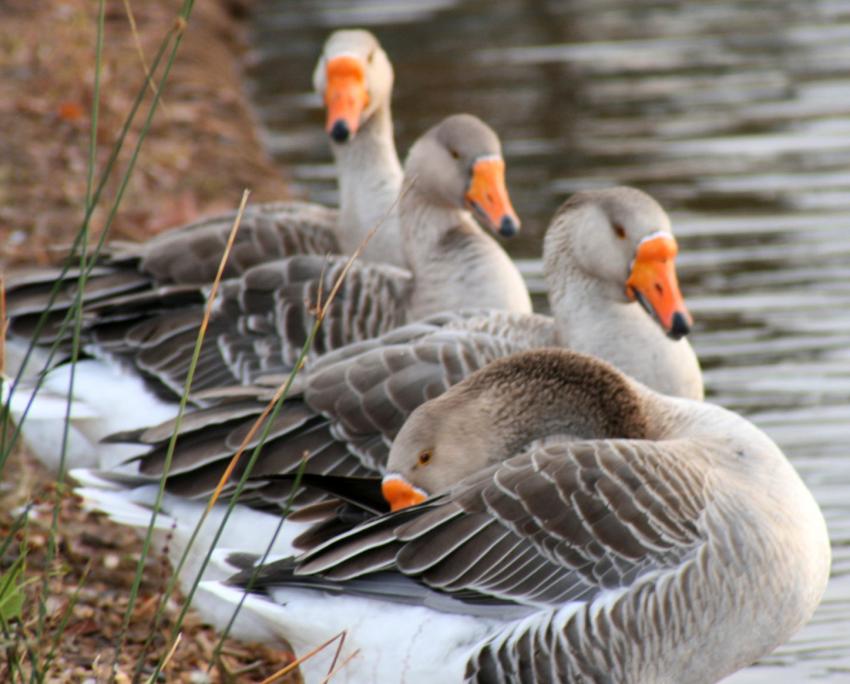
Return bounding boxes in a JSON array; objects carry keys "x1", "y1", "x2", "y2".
[{"x1": 1, "y1": 0, "x2": 303, "y2": 680}]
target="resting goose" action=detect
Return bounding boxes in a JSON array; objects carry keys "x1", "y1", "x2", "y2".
[
  {"x1": 205, "y1": 349, "x2": 829, "y2": 684},
  {"x1": 60, "y1": 113, "x2": 528, "y2": 397},
  {"x1": 70, "y1": 188, "x2": 703, "y2": 607},
  {"x1": 7, "y1": 114, "x2": 527, "y2": 472}
]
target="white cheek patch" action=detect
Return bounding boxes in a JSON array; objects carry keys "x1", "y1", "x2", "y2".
[
  {"x1": 328, "y1": 51, "x2": 362, "y2": 62},
  {"x1": 473, "y1": 153, "x2": 503, "y2": 164},
  {"x1": 630, "y1": 230, "x2": 675, "y2": 272},
  {"x1": 636, "y1": 229, "x2": 670, "y2": 247},
  {"x1": 382, "y1": 472, "x2": 429, "y2": 498}
]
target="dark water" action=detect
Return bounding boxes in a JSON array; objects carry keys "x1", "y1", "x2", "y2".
[{"x1": 247, "y1": 1, "x2": 850, "y2": 679}]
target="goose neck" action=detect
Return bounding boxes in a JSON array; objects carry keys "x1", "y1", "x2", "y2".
[
  {"x1": 334, "y1": 102, "x2": 403, "y2": 259},
  {"x1": 546, "y1": 267, "x2": 703, "y2": 401},
  {"x1": 400, "y1": 192, "x2": 531, "y2": 318},
  {"x1": 333, "y1": 100, "x2": 399, "y2": 172},
  {"x1": 400, "y1": 190, "x2": 461, "y2": 264}
]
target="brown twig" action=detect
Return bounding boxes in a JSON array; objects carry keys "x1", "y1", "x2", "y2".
[
  {"x1": 320, "y1": 648, "x2": 361, "y2": 683},
  {"x1": 196, "y1": 189, "x2": 250, "y2": 350},
  {"x1": 258, "y1": 630, "x2": 348, "y2": 684},
  {"x1": 145, "y1": 632, "x2": 181, "y2": 683},
  {"x1": 122, "y1": 0, "x2": 167, "y2": 111},
  {"x1": 0, "y1": 276, "x2": 6, "y2": 377}
]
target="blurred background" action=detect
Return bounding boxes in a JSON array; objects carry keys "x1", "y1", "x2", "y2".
[{"x1": 244, "y1": 0, "x2": 850, "y2": 680}]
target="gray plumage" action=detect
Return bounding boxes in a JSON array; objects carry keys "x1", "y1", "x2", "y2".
[
  {"x1": 226, "y1": 349, "x2": 829, "y2": 684},
  {"x1": 6, "y1": 116, "x2": 530, "y2": 402},
  {"x1": 114, "y1": 310, "x2": 549, "y2": 504},
  {"x1": 103, "y1": 186, "x2": 705, "y2": 512}
]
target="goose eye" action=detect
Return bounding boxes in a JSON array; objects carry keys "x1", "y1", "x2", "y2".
[
  {"x1": 612, "y1": 222, "x2": 626, "y2": 239},
  {"x1": 449, "y1": 148, "x2": 460, "y2": 160},
  {"x1": 367, "y1": 50, "x2": 375, "y2": 64},
  {"x1": 417, "y1": 449, "x2": 433, "y2": 466}
]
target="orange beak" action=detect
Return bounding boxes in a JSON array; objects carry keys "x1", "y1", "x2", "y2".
[
  {"x1": 324, "y1": 55, "x2": 369, "y2": 143},
  {"x1": 625, "y1": 233, "x2": 693, "y2": 340},
  {"x1": 381, "y1": 474, "x2": 427, "y2": 512},
  {"x1": 464, "y1": 156, "x2": 521, "y2": 238}
]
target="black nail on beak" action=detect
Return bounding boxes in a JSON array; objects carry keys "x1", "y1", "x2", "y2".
[
  {"x1": 668, "y1": 312, "x2": 691, "y2": 340},
  {"x1": 330, "y1": 120, "x2": 351, "y2": 143},
  {"x1": 499, "y1": 216, "x2": 519, "y2": 238}
]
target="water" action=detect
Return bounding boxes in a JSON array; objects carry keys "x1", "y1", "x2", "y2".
[{"x1": 247, "y1": 1, "x2": 850, "y2": 679}]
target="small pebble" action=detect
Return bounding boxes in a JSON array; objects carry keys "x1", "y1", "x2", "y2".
[{"x1": 9, "y1": 229, "x2": 27, "y2": 246}]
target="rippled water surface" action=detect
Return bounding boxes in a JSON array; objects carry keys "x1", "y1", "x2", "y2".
[{"x1": 248, "y1": 1, "x2": 850, "y2": 679}]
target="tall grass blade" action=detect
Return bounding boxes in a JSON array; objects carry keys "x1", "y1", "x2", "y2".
[
  {"x1": 28, "y1": 0, "x2": 106, "y2": 681},
  {"x1": 0, "y1": 555, "x2": 26, "y2": 625},
  {"x1": 121, "y1": 187, "x2": 248, "y2": 675},
  {"x1": 3, "y1": 1, "x2": 197, "y2": 680},
  {"x1": 30, "y1": 1, "x2": 106, "y2": 678},
  {"x1": 0, "y1": 5, "x2": 185, "y2": 475},
  {"x1": 206, "y1": 185, "x2": 414, "y2": 664}
]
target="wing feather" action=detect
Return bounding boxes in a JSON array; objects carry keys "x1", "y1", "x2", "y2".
[
  {"x1": 6, "y1": 201, "x2": 339, "y2": 351},
  {"x1": 118, "y1": 312, "x2": 555, "y2": 513},
  {"x1": 285, "y1": 439, "x2": 711, "y2": 611}
]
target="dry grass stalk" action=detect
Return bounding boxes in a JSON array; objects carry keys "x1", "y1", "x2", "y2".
[
  {"x1": 147, "y1": 631, "x2": 181, "y2": 683},
  {"x1": 259, "y1": 630, "x2": 348, "y2": 684},
  {"x1": 205, "y1": 180, "x2": 414, "y2": 512},
  {"x1": 121, "y1": 0, "x2": 166, "y2": 109},
  {"x1": 1, "y1": 276, "x2": 6, "y2": 377},
  {"x1": 319, "y1": 648, "x2": 361, "y2": 684},
  {"x1": 125, "y1": 188, "x2": 251, "y2": 670}
]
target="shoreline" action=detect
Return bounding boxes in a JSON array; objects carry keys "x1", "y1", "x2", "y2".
[{"x1": 1, "y1": 0, "x2": 302, "y2": 680}]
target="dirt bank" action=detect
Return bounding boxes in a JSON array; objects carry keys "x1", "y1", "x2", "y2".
[
  {"x1": 1, "y1": 0, "x2": 301, "y2": 680},
  {"x1": 0, "y1": 0, "x2": 288, "y2": 266}
]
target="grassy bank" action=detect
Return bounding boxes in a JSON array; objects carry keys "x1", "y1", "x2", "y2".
[{"x1": 1, "y1": 0, "x2": 301, "y2": 680}]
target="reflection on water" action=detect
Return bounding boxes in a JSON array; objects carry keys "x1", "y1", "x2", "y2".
[{"x1": 248, "y1": 0, "x2": 850, "y2": 679}]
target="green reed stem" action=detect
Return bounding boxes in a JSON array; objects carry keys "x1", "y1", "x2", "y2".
[
  {"x1": 30, "y1": 1, "x2": 105, "y2": 678},
  {"x1": 0, "y1": 7, "x2": 178, "y2": 476},
  {"x1": 112, "y1": 6, "x2": 198, "y2": 672},
  {"x1": 210, "y1": 458, "x2": 309, "y2": 664},
  {"x1": 143, "y1": 324, "x2": 320, "y2": 683}
]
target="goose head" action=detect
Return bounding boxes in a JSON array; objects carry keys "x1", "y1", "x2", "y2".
[
  {"x1": 382, "y1": 349, "x2": 648, "y2": 511},
  {"x1": 312, "y1": 29, "x2": 394, "y2": 144},
  {"x1": 403, "y1": 113, "x2": 520, "y2": 237},
  {"x1": 381, "y1": 386, "x2": 496, "y2": 510},
  {"x1": 544, "y1": 187, "x2": 692, "y2": 340}
]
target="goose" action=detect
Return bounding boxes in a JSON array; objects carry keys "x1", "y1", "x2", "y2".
[
  {"x1": 203, "y1": 348, "x2": 830, "y2": 684},
  {"x1": 6, "y1": 113, "x2": 528, "y2": 473},
  {"x1": 3, "y1": 29, "x2": 404, "y2": 469},
  {"x1": 71, "y1": 188, "x2": 703, "y2": 605},
  {"x1": 6, "y1": 29, "x2": 404, "y2": 350}
]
